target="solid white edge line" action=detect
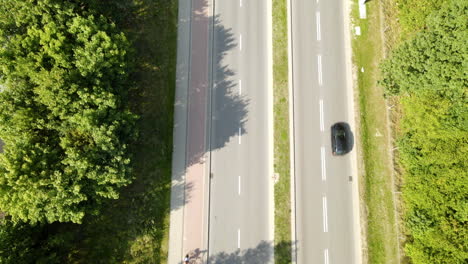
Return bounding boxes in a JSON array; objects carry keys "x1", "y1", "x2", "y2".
[
  {"x1": 319, "y1": 99, "x2": 324, "y2": 132},
  {"x1": 286, "y1": 0, "x2": 297, "y2": 262},
  {"x1": 238, "y1": 127, "x2": 241, "y2": 144},
  {"x1": 237, "y1": 229, "x2": 241, "y2": 249},
  {"x1": 324, "y1": 249, "x2": 329, "y2": 264},
  {"x1": 323, "y1": 196, "x2": 328, "y2": 232},
  {"x1": 318, "y1": 54, "x2": 323, "y2": 86},
  {"x1": 316, "y1": 12, "x2": 321, "y2": 41},
  {"x1": 321, "y1": 147, "x2": 326, "y2": 181},
  {"x1": 267, "y1": 0, "x2": 275, "y2": 260}
]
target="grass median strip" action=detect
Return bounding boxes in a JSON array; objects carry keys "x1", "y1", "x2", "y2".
[
  {"x1": 273, "y1": 0, "x2": 292, "y2": 263},
  {"x1": 350, "y1": 0, "x2": 400, "y2": 263}
]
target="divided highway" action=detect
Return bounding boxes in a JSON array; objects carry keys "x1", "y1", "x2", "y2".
[
  {"x1": 169, "y1": 0, "x2": 360, "y2": 262},
  {"x1": 208, "y1": 0, "x2": 273, "y2": 262},
  {"x1": 290, "y1": 0, "x2": 361, "y2": 263}
]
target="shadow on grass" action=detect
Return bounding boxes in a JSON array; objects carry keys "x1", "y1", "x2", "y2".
[{"x1": 274, "y1": 239, "x2": 294, "y2": 264}]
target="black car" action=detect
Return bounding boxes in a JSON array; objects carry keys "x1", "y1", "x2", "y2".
[{"x1": 331, "y1": 122, "x2": 350, "y2": 155}]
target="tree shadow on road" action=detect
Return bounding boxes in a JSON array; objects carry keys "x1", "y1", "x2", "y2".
[
  {"x1": 208, "y1": 241, "x2": 273, "y2": 264},
  {"x1": 209, "y1": 14, "x2": 249, "y2": 154},
  {"x1": 202, "y1": 240, "x2": 295, "y2": 264},
  {"x1": 183, "y1": 1, "x2": 249, "y2": 169}
]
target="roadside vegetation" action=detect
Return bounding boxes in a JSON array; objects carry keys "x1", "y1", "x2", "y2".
[
  {"x1": 0, "y1": 0, "x2": 137, "y2": 225},
  {"x1": 353, "y1": 0, "x2": 467, "y2": 263},
  {"x1": 380, "y1": 0, "x2": 467, "y2": 263},
  {"x1": 350, "y1": 0, "x2": 400, "y2": 262},
  {"x1": 0, "y1": 0, "x2": 177, "y2": 262},
  {"x1": 272, "y1": 0, "x2": 292, "y2": 263}
]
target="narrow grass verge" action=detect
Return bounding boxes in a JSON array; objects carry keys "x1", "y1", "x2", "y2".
[
  {"x1": 272, "y1": 0, "x2": 292, "y2": 263},
  {"x1": 350, "y1": 1, "x2": 400, "y2": 263}
]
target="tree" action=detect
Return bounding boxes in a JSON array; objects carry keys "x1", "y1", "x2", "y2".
[
  {"x1": 0, "y1": 0, "x2": 137, "y2": 224},
  {"x1": 380, "y1": 0, "x2": 468, "y2": 263}
]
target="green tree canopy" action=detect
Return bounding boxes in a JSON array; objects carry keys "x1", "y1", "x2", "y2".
[
  {"x1": 381, "y1": 0, "x2": 467, "y2": 96},
  {"x1": 396, "y1": 0, "x2": 447, "y2": 37},
  {"x1": 380, "y1": 0, "x2": 467, "y2": 263},
  {"x1": 0, "y1": 0, "x2": 137, "y2": 224}
]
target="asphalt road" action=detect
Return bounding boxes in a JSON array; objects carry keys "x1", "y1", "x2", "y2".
[
  {"x1": 208, "y1": 0, "x2": 273, "y2": 263},
  {"x1": 291, "y1": 0, "x2": 360, "y2": 263}
]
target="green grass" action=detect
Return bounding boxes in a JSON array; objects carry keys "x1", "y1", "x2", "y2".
[
  {"x1": 350, "y1": 0, "x2": 400, "y2": 263},
  {"x1": 352, "y1": 1, "x2": 400, "y2": 264},
  {"x1": 44, "y1": 1, "x2": 178, "y2": 262},
  {"x1": 273, "y1": 0, "x2": 292, "y2": 263}
]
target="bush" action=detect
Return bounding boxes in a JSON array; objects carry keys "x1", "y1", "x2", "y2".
[
  {"x1": 396, "y1": 0, "x2": 446, "y2": 37},
  {"x1": 380, "y1": 0, "x2": 468, "y2": 262}
]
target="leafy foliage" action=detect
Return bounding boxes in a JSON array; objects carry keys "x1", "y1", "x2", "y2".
[
  {"x1": 0, "y1": 0, "x2": 137, "y2": 224},
  {"x1": 0, "y1": 218, "x2": 67, "y2": 264},
  {"x1": 380, "y1": 0, "x2": 467, "y2": 96},
  {"x1": 396, "y1": 0, "x2": 446, "y2": 37},
  {"x1": 380, "y1": 0, "x2": 468, "y2": 263}
]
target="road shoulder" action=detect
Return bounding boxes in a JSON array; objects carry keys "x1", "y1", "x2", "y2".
[
  {"x1": 168, "y1": 0, "x2": 191, "y2": 263},
  {"x1": 343, "y1": 0, "x2": 363, "y2": 263}
]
